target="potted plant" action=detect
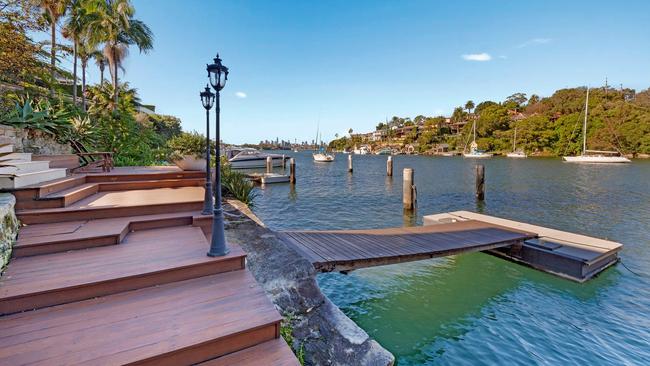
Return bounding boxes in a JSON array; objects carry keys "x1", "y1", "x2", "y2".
[{"x1": 166, "y1": 132, "x2": 213, "y2": 171}]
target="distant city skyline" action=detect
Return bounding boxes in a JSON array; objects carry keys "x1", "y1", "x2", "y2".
[{"x1": 55, "y1": 0, "x2": 650, "y2": 144}]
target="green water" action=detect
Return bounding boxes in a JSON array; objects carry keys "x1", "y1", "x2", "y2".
[{"x1": 251, "y1": 152, "x2": 650, "y2": 365}]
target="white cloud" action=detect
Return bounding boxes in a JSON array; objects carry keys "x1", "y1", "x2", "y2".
[
  {"x1": 498, "y1": 55, "x2": 508, "y2": 59},
  {"x1": 517, "y1": 38, "x2": 551, "y2": 48},
  {"x1": 235, "y1": 91, "x2": 247, "y2": 98},
  {"x1": 461, "y1": 53, "x2": 492, "y2": 61}
]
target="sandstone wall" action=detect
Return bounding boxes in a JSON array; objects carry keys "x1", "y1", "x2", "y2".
[{"x1": 0, "y1": 125, "x2": 72, "y2": 155}]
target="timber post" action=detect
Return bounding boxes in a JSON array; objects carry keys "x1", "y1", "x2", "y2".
[
  {"x1": 403, "y1": 168, "x2": 416, "y2": 210},
  {"x1": 289, "y1": 158, "x2": 296, "y2": 184},
  {"x1": 266, "y1": 156, "x2": 272, "y2": 174},
  {"x1": 348, "y1": 154, "x2": 353, "y2": 173},
  {"x1": 476, "y1": 164, "x2": 485, "y2": 201},
  {"x1": 387, "y1": 156, "x2": 393, "y2": 176}
]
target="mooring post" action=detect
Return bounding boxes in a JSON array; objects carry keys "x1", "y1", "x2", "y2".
[
  {"x1": 403, "y1": 168, "x2": 416, "y2": 210},
  {"x1": 387, "y1": 156, "x2": 393, "y2": 176},
  {"x1": 289, "y1": 158, "x2": 296, "y2": 184},
  {"x1": 475, "y1": 164, "x2": 485, "y2": 201},
  {"x1": 282, "y1": 154, "x2": 286, "y2": 169},
  {"x1": 266, "y1": 156, "x2": 272, "y2": 174},
  {"x1": 348, "y1": 154, "x2": 353, "y2": 173}
]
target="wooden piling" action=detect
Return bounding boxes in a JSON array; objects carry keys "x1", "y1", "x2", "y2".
[
  {"x1": 266, "y1": 156, "x2": 272, "y2": 173},
  {"x1": 348, "y1": 154, "x2": 353, "y2": 173},
  {"x1": 403, "y1": 168, "x2": 416, "y2": 210},
  {"x1": 289, "y1": 158, "x2": 296, "y2": 184},
  {"x1": 282, "y1": 154, "x2": 286, "y2": 169},
  {"x1": 387, "y1": 156, "x2": 393, "y2": 176},
  {"x1": 475, "y1": 164, "x2": 485, "y2": 201}
]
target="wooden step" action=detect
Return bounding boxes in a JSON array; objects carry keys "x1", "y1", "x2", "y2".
[
  {"x1": 0, "y1": 168, "x2": 67, "y2": 189},
  {"x1": 85, "y1": 170, "x2": 206, "y2": 183},
  {"x1": 17, "y1": 186, "x2": 205, "y2": 224},
  {"x1": 0, "y1": 152, "x2": 32, "y2": 162},
  {"x1": 0, "y1": 271, "x2": 282, "y2": 365},
  {"x1": 199, "y1": 338, "x2": 300, "y2": 366},
  {"x1": 0, "y1": 226, "x2": 245, "y2": 314},
  {"x1": 13, "y1": 211, "x2": 210, "y2": 257},
  {"x1": 0, "y1": 161, "x2": 50, "y2": 174}
]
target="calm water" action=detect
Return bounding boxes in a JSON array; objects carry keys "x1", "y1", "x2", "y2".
[{"x1": 250, "y1": 151, "x2": 650, "y2": 365}]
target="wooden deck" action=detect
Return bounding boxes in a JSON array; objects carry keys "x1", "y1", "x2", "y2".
[
  {"x1": 0, "y1": 166, "x2": 297, "y2": 364},
  {"x1": 279, "y1": 220, "x2": 536, "y2": 272},
  {"x1": 424, "y1": 211, "x2": 623, "y2": 282}
]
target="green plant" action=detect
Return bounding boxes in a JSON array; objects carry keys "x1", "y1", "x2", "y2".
[
  {"x1": 166, "y1": 131, "x2": 212, "y2": 161},
  {"x1": 220, "y1": 161, "x2": 258, "y2": 206},
  {"x1": 280, "y1": 314, "x2": 306, "y2": 365},
  {"x1": 0, "y1": 96, "x2": 73, "y2": 137}
]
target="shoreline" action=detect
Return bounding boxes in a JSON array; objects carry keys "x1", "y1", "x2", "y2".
[{"x1": 224, "y1": 199, "x2": 395, "y2": 366}]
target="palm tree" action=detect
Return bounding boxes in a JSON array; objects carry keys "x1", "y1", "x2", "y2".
[
  {"x1": 78, "y1": 46, "x2": 102, "y2": 110},
  {"x1": 62, "y1": 0, "x2": 90, "y2": 106},
  {"x1": 464, "y1": 100, "x2": 475, "y2": 114},
  {"x1": 87, "y1": 0, "x2": 153, "y2": 108},
  {"x1": 39, "y1": 0, "x2": 69, "y2": 92},
  {"x1": 93, "y1": 52, "x2": 106, "y2": 83}
]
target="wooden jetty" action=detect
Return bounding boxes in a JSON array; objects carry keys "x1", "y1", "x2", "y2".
[
  {"x1": 247, "y1": 172, "x2": 290, "y2": 184},
  {"x1": 279, "y1": 211, "x2": 622, "y2": 281},
  {"x1": 278, "y1": 220, "x2": 536, "y2": 272},
  {"x1": 424, "y1": 211, "x2": 622, "y2": 282}
]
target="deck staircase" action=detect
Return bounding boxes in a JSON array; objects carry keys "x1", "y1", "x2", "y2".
[
  {"x1": 0, "y1": 137, "x2": 67, "y2": 189},
  {"x1": 0, "y1": 168, "x2": 299, "y2": 365}
]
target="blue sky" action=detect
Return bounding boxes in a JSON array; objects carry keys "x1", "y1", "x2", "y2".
[{"x1": 79, "y1": 1, "x2": 650, "y2": 144}]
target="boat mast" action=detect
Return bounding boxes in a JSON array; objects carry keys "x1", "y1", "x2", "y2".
[
  {"x1": 473, "y1": 120, "x2": 476, "y2": 142},
  {"x1": 513, "y1": 126, "x2": 517, "y2": 152},
  {"x1": 582, "y1": 87, "x2": 589, "y2": 155}
]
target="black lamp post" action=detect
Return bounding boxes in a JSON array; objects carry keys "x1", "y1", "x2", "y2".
[
  {"x1": 206, "y1": 54, "x2": 229, "y2": 257},
  {"x1": 200, "y1": 85, "x2": 215, "y2": 215}
]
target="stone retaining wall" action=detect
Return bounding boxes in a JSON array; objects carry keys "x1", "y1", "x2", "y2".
[
  {"x1": 225, "y1": 199, "x2": 394, "y2": 366},
  {"x1": 0, "y1": 125, "x2": 72, "y2": 155},
  {"x1": 0, "y1": 194, "x2": 19, "y2": 272}
]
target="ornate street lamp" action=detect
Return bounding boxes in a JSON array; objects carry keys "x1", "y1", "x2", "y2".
[
  {"x1": 200, "y1": 85, "x2": 215, "y2": 215},
  {"x1": 206, "y1": 54, "x2": 230, "y2": 257}
]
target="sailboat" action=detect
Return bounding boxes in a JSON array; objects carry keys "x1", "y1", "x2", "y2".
[
  {"x1": 463, "y1": 119, "x2": 492, "y2": 158},
  {"x1": 312, "y1": 124, "x2": 334, "y2": 162},
  {"x1": 506, "y1": 126, "x2": 527, "y2": 158},
  {"x1": 563, "y1": 88, "x2": 631, "y2": 163}
]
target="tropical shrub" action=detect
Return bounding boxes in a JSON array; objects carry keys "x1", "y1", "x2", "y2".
[
  {"x1": 220, "y1": 159, "x2": 257, "y2": 206},
  {"x1": 166, "y1": 131, "x2": 214, "y2": 161},
  {"x1": 0, "y1": 96, "x2": 75, "y2": 139}
]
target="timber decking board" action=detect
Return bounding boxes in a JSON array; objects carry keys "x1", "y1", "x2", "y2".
[
  {"x1": 199, "y1": 338, "x2": 300, "y2": 366},
  {"x1": 14, "y1": 211, "x2": 209, "y2": 256},
  {"x1": 281, "y1": 220, "x2": 536, "y2": 271},
  {"x1": 0, "y1": 226, "x2": 245, "y2": 314},
  {"x1": 16, "y1": 186, "x2": 205, "y2": 223},
  {"x1": 0, "y1": 271, "x2": 282, "y2": 366}
]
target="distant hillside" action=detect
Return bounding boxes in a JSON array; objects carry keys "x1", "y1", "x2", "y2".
[
  {"x1": 469, "y1": 87, "x2": 650, "y2": 156},
  {"x1": 329, "y1": 86, "x2": 650, "y2": 156}
]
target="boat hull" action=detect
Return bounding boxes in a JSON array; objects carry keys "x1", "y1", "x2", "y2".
[
  {"x1": 506, "y1": 153, "x2": 527, "y2": 158},
  {"x1": 313, "y1": 153, "x2": 335, "y2": 162},
  {"x1": 229, "y1": 157, "x2": 285, "y2": 169},
  {"x1": 463, "y1": 153, "x2": 493, "y2": 158},
  {"x1": 563, "y1": 156, "x2": 631, "y2": 163}
]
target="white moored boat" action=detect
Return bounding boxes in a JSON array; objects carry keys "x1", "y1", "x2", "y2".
[
  {"x1": 507, "y1": 126, "x2": 527, "y2": 158},
  {"x1": 313, "y1": 151, "x2": 335, "y2": 162},
  {"x1": 463, "y1": 120, "x2": 492, "y2": 158},
  {"x1": 563, "y1": 88, "x2": 631, "y2": 164},
  {"x1": 226, "y1": 148, "x2": 286, "y2": 169}
]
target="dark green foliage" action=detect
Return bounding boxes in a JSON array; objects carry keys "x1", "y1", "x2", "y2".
[
  {"x1": 0, "y1": 96, "x2": 75, "y2": 138},
  {"x1": 220, "y1": 161, "x2": 257, "y2": 206},
  {"x1": 166, "y1": 131, "x2": 213, "y2": 161}
]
